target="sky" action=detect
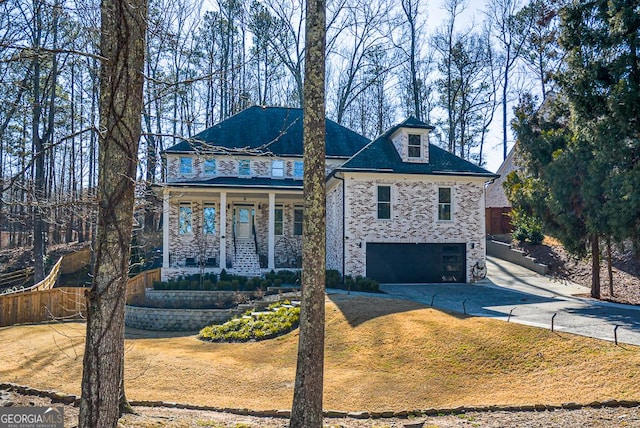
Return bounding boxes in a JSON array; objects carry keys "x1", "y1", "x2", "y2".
[{"x1": 426, "y1": 0, "x2": 518, "y2": 173}]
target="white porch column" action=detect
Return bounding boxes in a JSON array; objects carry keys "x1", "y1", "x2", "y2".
[
  {"x1": 219, "y1": 191, "x2": 227, "y2": 269},
  {"x1": 162, "y1": 189, "x2": 170, "y2": 268},
  {"x1": 268, "y1": 192, "x2": 275, "y2": 269}
]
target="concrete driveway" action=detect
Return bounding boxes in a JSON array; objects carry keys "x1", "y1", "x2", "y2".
[{"x1": 376, "y1": 256, "x2": 640, "y2": 346}]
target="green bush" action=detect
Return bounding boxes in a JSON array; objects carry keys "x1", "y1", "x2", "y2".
[
  {"x1": 199, "y1": 301, "x2": 300, "y2": 343},
  {"x1": 325, "y1": 270, "x2": 342, "y2": 288},
  {"x1": 511, "y1": 210, "x2": 544, "y2": 245}
]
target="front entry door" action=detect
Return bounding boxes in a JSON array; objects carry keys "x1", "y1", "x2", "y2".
[{"x1": 235, "y1": 207, "x2": 252, "y2": 238}]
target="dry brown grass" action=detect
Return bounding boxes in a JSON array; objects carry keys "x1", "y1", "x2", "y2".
[{"x1": 1, "y1": 294, "x2": 639, "y2": 412}]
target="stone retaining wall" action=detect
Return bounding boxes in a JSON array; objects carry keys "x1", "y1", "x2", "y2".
[
  {"x1": 486, "y1": 239, "x2": 549, "y2": 275},
  {"x1": 125, "y1": 305, "x2": 240, "y2": 331},
  {"x1": 144, "y1": 290, "x2": 254, "y2": 309}
]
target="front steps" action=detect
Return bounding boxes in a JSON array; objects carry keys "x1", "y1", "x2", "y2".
[{"x1": 233, "y1": 237, "x2": 261, "y2": 276}]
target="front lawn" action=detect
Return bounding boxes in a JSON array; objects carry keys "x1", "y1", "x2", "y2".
[{"x1": 0, "y1": 295, "x2": 638, "y2": 411}]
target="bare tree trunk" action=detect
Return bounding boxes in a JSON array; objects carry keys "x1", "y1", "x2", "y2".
[
  {"x1": 79, "y1": 0, "x2": 147, "y2": 425},
  {"x1": 606, "y1": 238, "x2": 614, "y2": 297},
  {"x1": 32, "y1": 0, "x2": 46, "y2": 283},
  {"x1": 591, "y1": 234, "x2": 600, "y2": 299},
  {"x1": 289, "y1": 0, "x2": 326, "y2": 425}
]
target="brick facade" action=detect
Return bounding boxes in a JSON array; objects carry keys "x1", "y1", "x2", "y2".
[
  {"x1": 333, "y1": 173, "x2": 486, "y2": 282},
  {"x1": 165, "y1": 153, "x2": 343, "y2": 182},
  {"x1": 326, "y1": 181, "x2": 344, "y2": 272}
]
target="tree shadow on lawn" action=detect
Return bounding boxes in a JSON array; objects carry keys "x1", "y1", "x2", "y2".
[
  {"x1": 562, "y1": 305, "x2": 640, "y2": 333},
  {"x1": 125, "y1": 327, "x2": 198, "y2": 339},
  {"x1": 327, "y1": 292, "x2": 470, "y2": 328},
  {"x1": 380, "y1": 282, "x2": 557, "y2": 318}
]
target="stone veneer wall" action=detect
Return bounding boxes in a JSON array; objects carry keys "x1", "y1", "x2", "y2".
[
  {"x1": 125, "y1": 305, "x2": 240, "y2": 331},
  {"x1": 343, "y1": 173, "x2": 486, "y2": 282},
  {"x1": 326, "y1": 181, "x2": 344, "y2": 273},
  {"x1": 144, "y1": 290, "x2": 254, "y2": 308}
]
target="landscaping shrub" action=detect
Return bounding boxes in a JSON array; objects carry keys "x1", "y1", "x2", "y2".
[
  {"x1": 155, "y1": 269, "x2": 378, "y2": 292},
  {"x1": 333, "y1": 274, "x2": 380, "y2": 292},
  {"x1": 198, "y1": 301, "x2": 300, "y2": 342},
  {"x1": 325, "y1": 269, "x2": 341, "y2": 288},
  {"x1": 511, "y1": 211, "x2": 544, "y2": 245}
]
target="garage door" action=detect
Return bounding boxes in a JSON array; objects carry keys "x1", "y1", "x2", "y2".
[{"x1": 366, "y1": 243, "x2": 466, "y2": 284}]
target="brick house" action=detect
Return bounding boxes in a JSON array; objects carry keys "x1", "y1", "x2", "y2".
[{"x1": 159, "y1": 106, "x2": 497, "y2": 283}]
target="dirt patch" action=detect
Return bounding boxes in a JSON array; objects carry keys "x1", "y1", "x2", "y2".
[
  {"x1": 2, "y1": 389, "x2": 640, "y2": 427},
  {"x1": 516, "y1": 237, "x2": 640, "y2": 305}
]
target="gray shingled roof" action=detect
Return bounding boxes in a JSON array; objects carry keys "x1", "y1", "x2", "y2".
[
  {"x1": 163, "y1": 106, "x2": 370, "y2": 158},
  {"x1": 337, "y1": 117, "x2": 497, "y2": 178}
]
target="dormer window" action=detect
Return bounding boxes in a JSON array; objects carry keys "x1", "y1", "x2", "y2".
[
  {"x1": 408, "y1": 134, "x2": 421, "y2": 158},
  {"x1": 239, "y1": 160, "x2": 250, "y2": 176},
  {"x1": 204, "y1": 158, "x2": 216, "y2": 175},
  {"x1": 272, "y1": 160, "x2": 284, "y2": 177},
  {"x1": 180, "y1": 157, "x2": 193, "y2": 174}
]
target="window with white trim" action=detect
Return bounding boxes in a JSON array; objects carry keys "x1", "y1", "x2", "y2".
[
  {"x1": 179, "y1": 202, "x2": 193, "y2": 234},
  {"x1": 294, "y1": 161, "x2": 303, "y2": 178},
  {"x1": 438, "y1": 187, "x2": 452, "y2": 221},
  {"x1": 239, "y1": 159, "x2": 250, "y2": 176},
  {"x1": 377, "y1": 185, "x2": 391, "y2": 219},
  {"x1": 408, "y1": 134, "x2": 421, "y2": 158},
  {"x1": 203, "y1": 204, "x2": 216, "y2": 234},
  {"x1": 204, "y1": 158, "x2": 216, "y2": 175},
  {"x1": 272, "y1": 160, "x2": 284, "y2": 177},
  {"x1": 180, "y1": 157, "x2": 193, "y2": 174},
  {"x1": 274, "y1": 206, "x2": 283, "y2": 235},
  {"x1": 293, "y1": 206, "x2": 303, "y2": 236}
]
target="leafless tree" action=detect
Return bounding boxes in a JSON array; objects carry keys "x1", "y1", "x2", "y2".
[
  {"x1": 486, "y1": 0, "x2": 532, "y2": 160},
  {"x1": 290, "y1": 0, "x2": 326, "y2": 424},
  {"x1": 78, "y1": 0, "x2": 147, "y2": 426}
]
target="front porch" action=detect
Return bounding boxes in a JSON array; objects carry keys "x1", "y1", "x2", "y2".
[{"x1": 161, "y1": 186, "x2": 303, "y2": 280}]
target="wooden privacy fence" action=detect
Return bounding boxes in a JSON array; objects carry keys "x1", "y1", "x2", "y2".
[
  {"x1": 1, "y1": 257, "x2": 64, "y2": 296},
  {"x1": 0, "y1": 287, "x2": 87, "y2": 327},
  {"x1": 60, "y1": 247, "x2": 91, "y2": 275},
  {"x1": 126, "y1": 268, "x2": 160, "y2": 306},
  {"x1": 0, "y1": 268, "x2": 161, "y2": 327}
]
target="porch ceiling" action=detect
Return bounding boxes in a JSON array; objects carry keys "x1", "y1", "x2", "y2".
[{"x1": 166, "y1": 187, "x2": 302, "y2": 201}]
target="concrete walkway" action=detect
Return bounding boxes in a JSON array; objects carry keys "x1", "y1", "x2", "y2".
[{"x1": 371, "y1": 256, "x2": 640, "y2": 346}]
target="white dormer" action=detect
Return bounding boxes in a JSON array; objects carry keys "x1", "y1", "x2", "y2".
[{"x1": 390, "y1": 126, "x2": 431, "y2": 164}]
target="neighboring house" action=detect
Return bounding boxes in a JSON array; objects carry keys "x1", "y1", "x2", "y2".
[
  {"x1": 485, "y1": 145, "x2": 518, "y2": 235},
  {"x1": 159, "y1": 106, "x2": 497, "y2": 283}
]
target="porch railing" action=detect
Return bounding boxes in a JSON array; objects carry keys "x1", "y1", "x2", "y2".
[
  {"x1": 252, "y1": 223, "x2": 259, "y2": 255},
  {"x1": 232, "y1": 221, "x2": 237, "y2": 263}
]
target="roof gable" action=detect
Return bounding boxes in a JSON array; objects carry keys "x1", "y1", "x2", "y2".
[
  {"x1": 163, "y1": 106, "x2": 370, "y2": 158},
  {"x1": 339, "y1": 118, "x2": 496, "y2": 178}
]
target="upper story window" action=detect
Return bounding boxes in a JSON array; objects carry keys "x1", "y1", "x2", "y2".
[
  {"x1": 204, "y1": 158, "x2": 216, "y2": 175},
  {"x1": 294, "y1": 206, "x2": 303, "y2": 236},
  {"x1": 272, "y1": 160, "x2": 284, "y2": 177},
  {"x1": 438, "y1": 187, "x2": 452, "y2": 221},
  {"x1": 239, "y1": 159, "x2": 250, "y2": 176},
  {"x1": 180, "y1": 157, "x2": 193, "y2": 174},
  {"x1": 377, "y1": 185, "x2": 391, "y2": 219},
  {"x1": 203, "y1": 204, "x2": 216, "y2": 234},
  {"x1": 179, "y1": 202, "x2": 192, "y2": 234},
  {"x1": 274, "y1": 206, "x2": 283, "y2": 235},
  {"x1": 294, "y1": 161, "x2": 304, "y2": 178},
  {"x1": 408, "y1": 134, "x2": 421, "y2": 158}
]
